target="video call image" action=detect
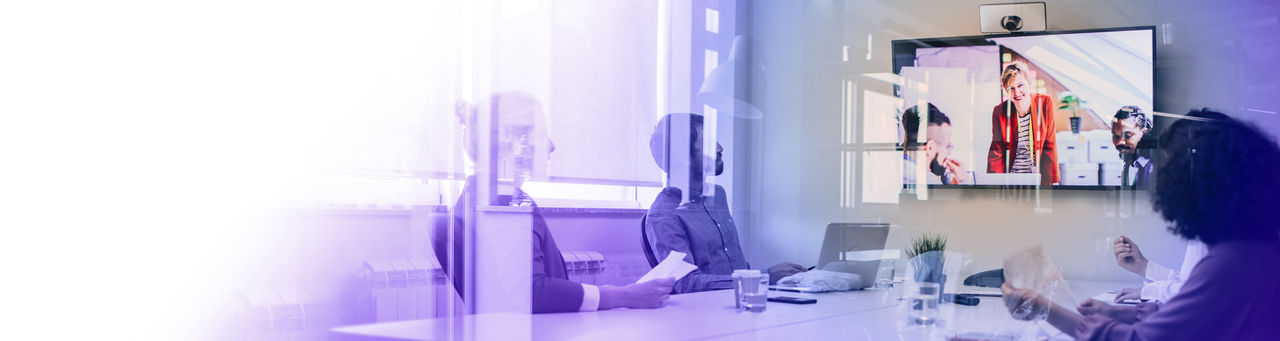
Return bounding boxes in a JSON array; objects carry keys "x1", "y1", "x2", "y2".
[{"x1": 894, "y1": 28, "x2": 1155, "y2": 188}]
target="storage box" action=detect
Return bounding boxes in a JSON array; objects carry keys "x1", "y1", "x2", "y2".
[
  {"x1": 1059, "y1": 162, "x2": 1099, "y2": 186},
  {"x1": 1058, "y1": 140, "x2": 1088, "y2": 163},
  {"x1": 1100, "y1": 162, "x2": 1124, "y2": 186},
  {"x1": 1088, "y1": 140, "x2": 1120, "y2": 164}
]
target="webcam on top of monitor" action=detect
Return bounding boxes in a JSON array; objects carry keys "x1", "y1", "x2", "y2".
[{"x1": 980, "y1": 2, "x2": 1047, "y2": 33}]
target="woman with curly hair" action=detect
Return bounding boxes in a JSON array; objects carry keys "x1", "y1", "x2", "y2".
[{"x1": 1000, "y1": 109, "x2": 1280, "y2": 340}]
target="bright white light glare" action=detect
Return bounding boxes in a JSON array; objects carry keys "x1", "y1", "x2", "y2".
[
  {"x1": 656, "y1": 0, "x2": 670, "y2": 119},
  {"x1": 861, "y1": 151, "x2": 903, "y2": 204},
  {"x1": 0, "y1": 1, "x2": 450, "y2": 339},
  {"x1": 523, "y1": 181, "x2": 640, "y2": 201},
  {"x1": 866, "y1": 34, "x2": 873, "y2": 60},
  {"x1": 861, "y1": 72, "x2": 903, "y2": 86},
  {"x1": 861, "y1": 89, "x2": 901, "y2": 144},
  {"x1": 705, "y1": 8, "x2": 719, "y2": 34},
  {"x1": 704, "y1": 49, "x2": 719, "y2": 79}
]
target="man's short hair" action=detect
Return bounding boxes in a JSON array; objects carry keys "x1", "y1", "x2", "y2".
[
  {"x1": 1113, "y1": 105, "x2": 1152, "y2": 132},
  {"x1": 649, "y1": 113, "x2": 704, "y2": 173},
  {"x1": 901, "y1": 103, "x2": 951, "y2": 148},
  {"x1": 1152, "y1": 108, "x2": 1280, "y2": 244}
]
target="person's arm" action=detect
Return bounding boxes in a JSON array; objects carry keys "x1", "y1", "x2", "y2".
[
  {"x1": 1144, "y1": 241, "x2": 1208, "y2": 301},
  {"x1": 646, "y1": 213, "x2": 734, "y2": 293},
  {"x1": 1001, "y1": 283, "x2": 1083, "y2": 334},
  {"x1": 645, "y1": 189, "x2": 734, "y2": 293},
  {"x1": 1077, "y1": 298, "x2": 1142, "y2": 324},
  {"x1": 1143, "y1": 260, "x2": 1178, "y2": 281},
  {"x1": 529, "y1": 226, "x2": 588, "y2": 314},
  {"x1": 1045, "y1": 301, "x2": 1085, "y2": 337},
  {"x1": 530, "y1": 227, "x2": 675, "y2": 312},
  {"x1": 1139, "y1": 279, "x2": 1182, "y2": 302},
  {"x1": 987, "y1": 105, "x2": 1008, "y2": 173},
  {"x1": 1077, "y1": 249, "x2": 1249, "y2": 340},
  {"x1": 598, "y1": 278, "x2": 674, "y2": 310},
  {"x1": 1040, "y1": 97, "x2": 1059, "y2": 185},
  {"x1": 1112, "y1": 235, "x2": 1157, "y2": 276}
]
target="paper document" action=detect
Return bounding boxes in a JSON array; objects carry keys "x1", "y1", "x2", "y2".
[{"x1": 636, "y1": 251, "x2": 698, "y2": 284}]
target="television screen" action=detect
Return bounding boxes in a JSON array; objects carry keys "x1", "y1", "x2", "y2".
[{"x1": 891, "y1": 27, "x2": 1156, "y2": 188}]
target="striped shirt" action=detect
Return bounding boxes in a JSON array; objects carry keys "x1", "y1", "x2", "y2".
[{"x1": 1011, "y1": 113, "x2": 1035, "y2": 173}]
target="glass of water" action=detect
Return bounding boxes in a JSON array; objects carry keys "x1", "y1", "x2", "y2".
[
  {"x1": 732, "y1": 270, "x2": 769, "y2": 312},
  {"x1": 908, "y1": 282, "x2": 940, "y2": 325},
  {"x1": 874, "y1": 259, "x2": 897, "y2": 290}
]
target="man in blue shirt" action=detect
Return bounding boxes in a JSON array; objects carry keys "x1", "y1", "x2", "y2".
[{"x1": 644, "y1": 113, "x2": 806, "y2": 293}]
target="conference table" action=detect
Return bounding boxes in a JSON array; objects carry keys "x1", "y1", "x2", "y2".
[{"x1": 331, "y1": 280, "x2": 1130, "y2": 341}]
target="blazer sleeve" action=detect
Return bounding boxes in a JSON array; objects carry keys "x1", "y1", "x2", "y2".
[
  {"x1": 1040, "y1": 98, "x2": 1060, "y2": 185},
  {"x1": 987, "y1": 104, "x2": 1007, "y2": 173},
  {"x1": 530, "y1": 220, "x2": 585, "y2": 314}
]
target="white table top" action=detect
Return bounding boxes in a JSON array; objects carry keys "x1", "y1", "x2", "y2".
[
  {"x1": 704, "y1": 280, "x2": 1130, "y2": 341},
  {"x1": 331, "y1": 280, "x2": 1134, "y2": 341}
]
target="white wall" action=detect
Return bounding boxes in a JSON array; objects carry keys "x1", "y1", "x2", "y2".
[{"x1": 744, "y1": 0, "x2": 1280, "y2": 283}]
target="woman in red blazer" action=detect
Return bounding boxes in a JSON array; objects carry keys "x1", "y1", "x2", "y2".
[{"x1": 987, "y1": 62, "x2": 1059, "y2": 185}]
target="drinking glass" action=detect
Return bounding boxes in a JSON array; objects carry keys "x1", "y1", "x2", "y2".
[
  {"x1": 908, "y1": 282, "x2": 941, "y2": 325},
  {"x1": 732, "y1": 270, "x2": 769, "y2": 312}
]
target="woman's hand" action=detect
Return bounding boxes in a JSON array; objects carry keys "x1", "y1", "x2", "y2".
[
  {"x1": 1002, "y1": 283, "x2": 1088, "y2": 335},
  {"x1": 1077, "y1": 298, "x2": 1140, "y2": 324},
  {"x1": 1001, "y1": 283, "x2": 1048, "y2": 321},
  {"x1": 1113, "y1": 287, "x2": 1142, "y2": 303}
]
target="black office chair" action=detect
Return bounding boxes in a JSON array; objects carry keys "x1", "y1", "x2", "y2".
[{"x1": 639, "y1": 215, "x2": 659, "y2": 268}]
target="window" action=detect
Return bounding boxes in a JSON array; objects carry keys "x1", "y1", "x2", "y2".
[{"x1": 298, "y1": 0, "x2": 738, "y2": 210}]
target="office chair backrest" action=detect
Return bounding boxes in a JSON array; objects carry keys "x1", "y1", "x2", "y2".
[{"x1": 640, "y1": 215, "x2": 659, "y2": 268}]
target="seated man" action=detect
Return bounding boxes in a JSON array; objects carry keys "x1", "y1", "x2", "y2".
[
  {"x1": 438, "y1": 92, "x2": 673, "y2": 314},
  {"x1": 901, "y1": 103, "x2": 972, "y2": 185},
  {"x1": 1110, "y1": 105, "x2": 1154, "y2": 188},
  {"x1": 644, "y1": 113, "x2": 806, "y2": 294}
]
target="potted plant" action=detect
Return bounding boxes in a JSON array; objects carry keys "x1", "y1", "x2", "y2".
[
  {"x1": 905, "y1": 233, "x2": 948, "y2": 286},
  {"x1": 1057, "y1": 93, "x2": 1087, "y2": 134}
]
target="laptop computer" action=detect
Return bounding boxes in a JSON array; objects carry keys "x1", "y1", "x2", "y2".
[{"x1": 769, "y1": 223, "x2": 891, "y2": 292}]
